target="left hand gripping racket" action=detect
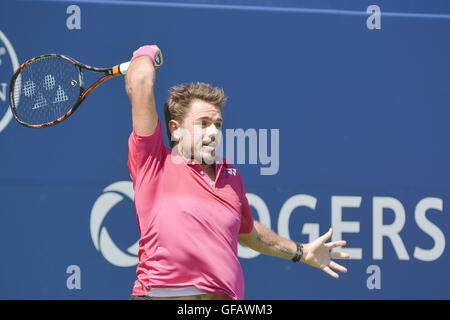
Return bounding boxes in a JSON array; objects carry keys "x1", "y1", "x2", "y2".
[{"x1": 9, "y1": 53, "x2": 162, "y2": 128}]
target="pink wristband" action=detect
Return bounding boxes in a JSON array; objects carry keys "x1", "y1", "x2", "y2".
[{"x1": 131, "y1": 46, "x2": 156, "y2": 65}]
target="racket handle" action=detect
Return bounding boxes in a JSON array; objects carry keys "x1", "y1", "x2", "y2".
[
  {"x1": 118, "y1": 61, "x2": 130, "y2": 75},
  {"x1": 115, "y1": 54, "x2": 162, "y2": 75}
]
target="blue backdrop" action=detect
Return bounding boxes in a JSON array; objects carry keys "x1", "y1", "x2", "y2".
[{"x1": 0, "y1": 0, "x2": 449, "y2": 299}]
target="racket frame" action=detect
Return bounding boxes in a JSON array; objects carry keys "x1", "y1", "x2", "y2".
[{"x1": 9, "y1": 54, "x2": 127, "y2": 128}]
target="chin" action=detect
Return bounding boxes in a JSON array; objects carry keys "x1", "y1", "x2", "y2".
[{"x1": 202, "y1": 152, "x2": 216, "y2": 165}]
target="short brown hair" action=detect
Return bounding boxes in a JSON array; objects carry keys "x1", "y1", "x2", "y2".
[{"x1": 163, "y1": 82, "x2": 227, "y2": 147}]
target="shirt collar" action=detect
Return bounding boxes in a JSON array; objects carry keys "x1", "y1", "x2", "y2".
[{"x1": 175, "y1": 154, "x2": 227, "y2": 167}]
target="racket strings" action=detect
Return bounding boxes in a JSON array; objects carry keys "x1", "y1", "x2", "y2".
[{"x1": 11, "y1": 56, "x2": 81, "y2": 126}]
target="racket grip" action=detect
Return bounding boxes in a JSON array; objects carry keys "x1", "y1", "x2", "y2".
[
  {"x1": 115, "y1": 54, "x2": 162, "y2": 75},
  {"x1": 118, "y1": 61, "x2": 130, "y2": 75}
]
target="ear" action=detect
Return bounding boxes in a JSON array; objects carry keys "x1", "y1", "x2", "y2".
[{"x1": 169, "y1": 120, "x2": 181, "y2": 141}]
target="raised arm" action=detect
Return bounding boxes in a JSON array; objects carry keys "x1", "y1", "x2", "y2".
[{"x1": 125, "y1": 45, "x2": 162, "y2": 136}]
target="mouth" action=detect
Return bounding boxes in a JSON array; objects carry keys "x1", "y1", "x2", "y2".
[
  {"x1": 202, "y1": 143, "x2": 217, "y2": 153},
  {"x1": 203, "y1": 142, "x2": 216, "y2": 148}
]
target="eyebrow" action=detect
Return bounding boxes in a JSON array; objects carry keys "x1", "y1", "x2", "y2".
[{"x1": 196, "y1": 116, "x2": 223, "y2": 123}]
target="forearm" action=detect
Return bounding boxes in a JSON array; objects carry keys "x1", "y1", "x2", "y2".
[
  {"x1": 125, "y1": 56, "x2": 158, "y2": 135},
  {"x1": 126, "y1": 56, "x2": 156, "y2": 96},
  {"x1": 240, "y1": 221, "x2": 297, "y2": 260}
]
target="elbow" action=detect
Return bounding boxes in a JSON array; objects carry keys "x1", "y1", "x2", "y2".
[{"x1": 126, "y1": 69, "x2": 155, "y2": 97}]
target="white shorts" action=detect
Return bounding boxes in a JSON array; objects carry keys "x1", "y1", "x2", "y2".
[{"x1": 149, "y1": 286, "x2": 206, "y2": 298}]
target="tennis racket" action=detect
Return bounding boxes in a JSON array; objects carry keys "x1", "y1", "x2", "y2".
[{"x1": 9, "y1": 52, "x2": 162, "y2": 128}]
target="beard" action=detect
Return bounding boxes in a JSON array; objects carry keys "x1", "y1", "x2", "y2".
[
  {"x1": 175, "y1": 126, "x2": 222, "y2": 165},
  {"x1": 199, "y1": 143, "x2": 217, "y2": 165},
  {"x1": 178, "y1": 139, "x2": 217, "y2": 165}
]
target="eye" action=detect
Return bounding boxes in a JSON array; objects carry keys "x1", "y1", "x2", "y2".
[
  {"x1": 215, "y1": 122, "x2": 222, "y2": 129},
  {"x1": 195, "y1": 120, "x2": 207, "y2": 127}
]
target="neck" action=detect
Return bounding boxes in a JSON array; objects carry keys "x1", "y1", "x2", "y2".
[
  {"x1": 202, "y1": 163, "x2": 216, "y2": 181},
  {"x1": 175, "y1": 146, "x2": 217, "y2": 179}
]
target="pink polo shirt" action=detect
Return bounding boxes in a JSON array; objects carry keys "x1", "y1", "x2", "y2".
[{"x1": 128, "y1": 120, "x2": 254, "y2": 300}]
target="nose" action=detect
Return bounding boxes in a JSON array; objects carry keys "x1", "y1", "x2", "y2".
[
  {"x1": 206, "y1": 123, "x2": 218, "y2": 137},
  {"x1": 204, "y1": 123, "x2": 221, "y2": 144}
]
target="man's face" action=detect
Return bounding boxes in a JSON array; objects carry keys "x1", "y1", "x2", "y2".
[{"x1": 176, "y1": 100, "x2": 223, "y2": 165}]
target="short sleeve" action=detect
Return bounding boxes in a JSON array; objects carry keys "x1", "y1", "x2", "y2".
[
  {"x1": 239, "y1": 186, "x2": 254, "y2": 234},
  {"x1": 127, "y1": 120, "x2": 166, "y2": 188}
]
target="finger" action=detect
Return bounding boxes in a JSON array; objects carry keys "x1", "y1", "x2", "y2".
[
  {"x1": 329, "y1": 261, "x2": 347, "y2": 273},
  {"x1": 319, "y1": 228, "x2": 333, "y2": 243},
  {"x1": 322, "y1": 266, "x2": 339, "y2": 279},
  {"x1": 150, "y1": 45, "x2": 163, "y2": 68},
  {"x1": 149, "y1": 45, "x2": 160, "y2": 56},
  {"x1": 325, "y1": 240, "x2": 347, "y2": 249},
  {"x1": 330, "y1": 251, "x2": 350, "y2": 259},
  {"x1": 150, "y1": 44, "x2": 160, "y2": 51}
]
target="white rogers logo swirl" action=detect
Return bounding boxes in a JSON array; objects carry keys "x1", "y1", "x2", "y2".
[
  {"x1": 90, "y1": 181, "x2": 139, "y2": 267},
  {"x1": 0, "y1": 29, "x2": 19, "y2": 133}
]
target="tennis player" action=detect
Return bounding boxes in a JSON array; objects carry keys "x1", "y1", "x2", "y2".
[{"x1": 126, "y1": 45, "x2": 350, "y2": 300}]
